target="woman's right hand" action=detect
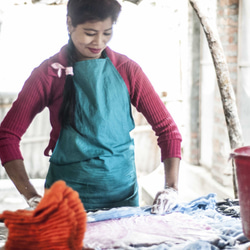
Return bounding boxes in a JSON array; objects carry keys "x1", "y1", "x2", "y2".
[
  {"x1": 3, "y1": 160, "x2": 41, "y2": 205},
  {"x1": 26, "y1": 195, "x2": 42, "y2": 208}
]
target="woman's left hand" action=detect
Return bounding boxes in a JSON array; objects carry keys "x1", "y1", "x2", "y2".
[{"x1": 151, "y1": 187, "x2": 178, "y2": 214}]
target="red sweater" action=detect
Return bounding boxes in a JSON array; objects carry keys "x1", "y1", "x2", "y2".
[{"x1": 0, "y1": 46, "x2": 182, "y2": 165}]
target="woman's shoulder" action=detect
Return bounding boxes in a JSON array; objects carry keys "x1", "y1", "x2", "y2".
[
  {"x1": 105, "y1": 47, "x2": 140, "y2": 70},
  {"x1": 33, "y1": 45, "x2": 67, "y2": 77}
]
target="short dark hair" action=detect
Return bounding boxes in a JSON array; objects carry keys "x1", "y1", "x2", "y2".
[{"x1": 67, "y1": 0, "x2": 121, "y2": 27}]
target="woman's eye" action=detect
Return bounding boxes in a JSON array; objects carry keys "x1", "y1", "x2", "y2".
[
  {"x1": 85, "y1": 33, "x2": 96, "y2": 36},
  {"x1": 85, "y1": 32, "x2": 111, "y2": 37}
]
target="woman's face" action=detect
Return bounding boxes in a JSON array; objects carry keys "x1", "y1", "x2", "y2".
[{"x1": 67, "y1": 17, "x2": 113, "y2": 61}]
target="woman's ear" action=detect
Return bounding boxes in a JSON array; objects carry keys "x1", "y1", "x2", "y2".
[{"x1": 67, "y1": 16, "x2": 73, "y2": 34}]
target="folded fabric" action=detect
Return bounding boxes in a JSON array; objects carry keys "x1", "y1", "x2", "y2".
[
  {"x1": 85, "y1": 193, "x2": 249, "y2": 249},
  {"x1": 0, "y1": 180, "x2": 87, "y2": 250},
  {"x1": 87, "y1": 193, "x2": 217, "y2": 223}
]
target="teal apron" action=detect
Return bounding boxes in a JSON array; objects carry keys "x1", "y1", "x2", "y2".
[{"x1": 45, "y1": 54, "x2": 139, "y2": 211}]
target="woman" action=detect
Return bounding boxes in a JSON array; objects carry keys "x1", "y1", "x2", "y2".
[{"x1": 0, "y1": 0, "x2": 182, "y2": 212}]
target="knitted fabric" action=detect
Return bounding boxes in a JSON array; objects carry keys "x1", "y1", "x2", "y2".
[{"x1": 0, "y1": 181, "x2": 87, "y2": 250}]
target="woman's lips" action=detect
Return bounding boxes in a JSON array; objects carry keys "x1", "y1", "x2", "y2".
[{"x1": 89, "y1": 48, "x2": 102, "y2": 54}]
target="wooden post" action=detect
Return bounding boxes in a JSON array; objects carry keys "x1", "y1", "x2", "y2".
[{"x1": 189, "y1": 0, "x2": 243, "y2": 198}]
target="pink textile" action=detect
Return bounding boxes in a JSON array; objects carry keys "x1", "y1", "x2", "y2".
[
  {"x1": 51, "y1": 63, "x2": 74, "y2": 77},
  {"x1": 84, "y1": 212, "x2": 218, "y2": 249}
]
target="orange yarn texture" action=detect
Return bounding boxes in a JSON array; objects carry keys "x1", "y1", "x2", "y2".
[{"x1": 0, "y1": 180, "x2": 87, "y2": 250}]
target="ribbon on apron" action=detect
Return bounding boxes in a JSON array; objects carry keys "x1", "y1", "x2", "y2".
[{"x1": 45, "y1": 54, "x2": 139, "y2": 211}]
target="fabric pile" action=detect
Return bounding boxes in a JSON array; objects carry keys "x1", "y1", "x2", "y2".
[
  {"x1": 86, "y1": 193, "x2": 250, "y2": 249},
  {"x1": 0, "y1": 180, "x2": 87, "y2": 250},
  {"x1": 216, "y1": 198, "x2": 240, "y2": 218},
  {"x1": 85, "y1": 212, "x2": 219, "y2": 249}
]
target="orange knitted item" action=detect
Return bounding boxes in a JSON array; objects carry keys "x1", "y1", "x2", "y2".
[{"x1": 0, "y1": 180, "x2": 87, "y2": 250}]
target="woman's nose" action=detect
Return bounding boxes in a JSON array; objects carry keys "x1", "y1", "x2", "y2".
[{"x1": 93, "y1": 34, "x2": 102, "y2": 45}]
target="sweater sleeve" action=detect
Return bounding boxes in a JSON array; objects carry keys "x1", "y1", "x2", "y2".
[
  {"x1": 117, "y1": 61, "x2": 182, "y2": 161},
  {"x1": 0, "y1": 64, "x2": 51, "y2": 165}
]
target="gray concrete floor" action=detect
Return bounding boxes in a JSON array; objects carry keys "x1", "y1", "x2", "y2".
[{"x1": 139, "y1": 160, "x2": 235, "y2": 206}]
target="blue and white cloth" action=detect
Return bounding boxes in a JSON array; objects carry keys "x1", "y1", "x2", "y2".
[{"x1": 87, "y1": 193, "x2": 250, "y2": 249}]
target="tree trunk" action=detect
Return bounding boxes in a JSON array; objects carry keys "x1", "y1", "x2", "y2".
[{"x1": 189, "y1": 0, "x2": 243, "y2": 198}]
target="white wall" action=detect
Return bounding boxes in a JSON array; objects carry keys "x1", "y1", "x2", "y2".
[{"x1": 237, "y1": 0, "x2": 250, "y2": 145}]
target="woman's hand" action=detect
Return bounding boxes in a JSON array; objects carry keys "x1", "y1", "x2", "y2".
[
  {"x1": 151, "y1": 157, "x2": 180, "y2": 214},
  {"x1": 151, "y1": 187, "x2": 178, "y2": 214},
  {"x1": 26, "y1": 195, "x2": 42, "y2": 209},
  {"x1": 3, "y1": 160, "x2": 42, "y2": 205}
]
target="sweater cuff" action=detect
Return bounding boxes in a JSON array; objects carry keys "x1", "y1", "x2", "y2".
[
  {"x1": 0, "y1": 144, "x2": 23, "y2": 166},
  {"x1": 160, "y1": 139, "x2": 182, "y2": 162}
]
